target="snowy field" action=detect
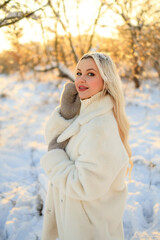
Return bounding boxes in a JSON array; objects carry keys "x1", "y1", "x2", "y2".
[{"x1": 0, "y1": 73, "x2": 160, "y2": 240}]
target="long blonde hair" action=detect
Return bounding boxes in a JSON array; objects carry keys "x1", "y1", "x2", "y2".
[{"x1": 79, "y1": 52, "x2": 133, "y2": 177}]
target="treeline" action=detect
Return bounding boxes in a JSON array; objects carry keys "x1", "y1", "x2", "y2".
[{"x1": 0, "y1": 0, "x2": 159, "y2": 88}]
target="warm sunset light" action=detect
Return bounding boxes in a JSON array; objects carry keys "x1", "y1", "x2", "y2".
[
  {"x1": 0, "y1": 0, "x2": 159, "y2": 85},
  {"x1": 0, "y1": 1, "x2": 160, "y2": 239},
  {"x1": 0, "y1": 0, "x2": 121, "y2": 52}
]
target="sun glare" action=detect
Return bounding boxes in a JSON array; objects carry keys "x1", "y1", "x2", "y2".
[
  {"x1": 0, "y1": 30, "x2": 11, "y2": 52},
  {"x1": 0, "y1": 0, "x2": 120, "y2": 52}
]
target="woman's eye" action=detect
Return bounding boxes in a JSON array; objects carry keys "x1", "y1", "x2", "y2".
[
  {"x1": 88, "y1": 72, "x2": 95, "y2": 76},
  {"x1": 76, "y1": 72, "x2": 81, "y2": 76}
]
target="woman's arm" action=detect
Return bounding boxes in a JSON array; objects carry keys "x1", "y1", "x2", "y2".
[
  {"x1": 41, "y1": 118, "x2": 129, "y2": 201},
  {"x1": 44, "y1": 106, "x2": 74, "y2": 145},
  {"x1": 45, "y1": 83, "x2": 81, "y2": 145}
]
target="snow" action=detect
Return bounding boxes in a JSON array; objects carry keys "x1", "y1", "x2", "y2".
[
  {"x1": 0, "y1": 73, "x2": 160, "y2": 240},
  {"x1": 58, "y1": 63, "x2": 75, "y2": 81},
  {"x1": 6, "y1": 12, "x2": 23, "y2": 19}
]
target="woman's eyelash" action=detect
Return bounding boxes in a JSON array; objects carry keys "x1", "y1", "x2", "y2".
[
  {"x1": 88, "y1": 72, "x2": 95, "y2": 76},
  {"x1": 76, "y1": 72, "x2": 95, "y2": 76},
  {"x1": 76, "y1": 72, "x2": 81, "y2": 76}
]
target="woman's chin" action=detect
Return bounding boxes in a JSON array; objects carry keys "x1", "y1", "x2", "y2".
[
  {"x1": 79, "y1": 94, "x2": 90, "y2": 100},
  {"x1": 78, "y1": 90, "x2": 90, "y2": 100}
]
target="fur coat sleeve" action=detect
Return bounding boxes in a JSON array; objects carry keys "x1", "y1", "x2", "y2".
[
  {"x1": 40, "y1": 111, "x2": 129, "y2": 201},
  {"x1": 44, "y1": 106, "x2": 76, "y2": 145}
]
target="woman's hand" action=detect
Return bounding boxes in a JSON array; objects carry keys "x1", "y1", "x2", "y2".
[
  {"x1": 60, "y1": 82, "x2": 81, "y2": 119},
  {"x1": 48, "y1": 135, "x2": 69, "y2": 151}
]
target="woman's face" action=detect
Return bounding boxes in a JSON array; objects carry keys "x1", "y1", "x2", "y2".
[{"x1": 75, "y1": 58, "x2": 104, "y2": 100}]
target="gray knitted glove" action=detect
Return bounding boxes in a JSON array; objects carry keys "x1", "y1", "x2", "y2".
[
  {"x1": 60, "y1": 82, "x2": 81, "y2": 119},
  {"x1": 48, "y1": 135, "x2": 69, "y2": 151}
]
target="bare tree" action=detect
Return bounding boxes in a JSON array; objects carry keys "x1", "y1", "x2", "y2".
[
  {"x1": 104, "y1": 0, "x2": 160, "y2": 87},
  {"x1": 47, "y1": 0, "x2": 79, "y2": 64},
  {"x1": 0, "y1": 0, "x2": 111, "y2": 81},
  {"x1": 4, "y1": 23, "x2": 25, "y2": 79},
  {"x1": 86, "y1": 1, "x2": 105, "y2": 52},
  {"x1": 149, "y1": 23, "x2": 160, "y2": 78},
  {"x1": 0, "y1": 0, "x2": 48, "y2": 28},
  {"x1": 38, "y1": 0, "x2": 107, "y2": 79}
]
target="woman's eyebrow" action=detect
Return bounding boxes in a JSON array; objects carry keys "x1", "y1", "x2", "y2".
[
  {"x1": 86, "y1": 68, "x2": 97, "y2": 72},
  {"x1": 76, "y1": 68, "x2": 97, "y2": 72}
]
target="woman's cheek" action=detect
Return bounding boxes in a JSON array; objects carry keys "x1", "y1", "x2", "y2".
[{"x1": 74, "y1": 81, "x2": 78, "y2": 92}]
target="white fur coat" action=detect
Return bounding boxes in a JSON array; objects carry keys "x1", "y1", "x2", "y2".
[{"x1": 40, "y1": 91, "x2": 129, "y2": 240}]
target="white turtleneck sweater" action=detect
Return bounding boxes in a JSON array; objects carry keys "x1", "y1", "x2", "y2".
[
  {"x1": 40, "y1": 91, "x2": 129, "y2": 240},
  {"x1": 79, "y1": 90, "x2": 104, "y2": 113}
]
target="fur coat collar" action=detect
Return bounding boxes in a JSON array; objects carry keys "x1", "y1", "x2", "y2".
[{"x1": 57, "y1": 91, "x2": 113, "y2": 143}]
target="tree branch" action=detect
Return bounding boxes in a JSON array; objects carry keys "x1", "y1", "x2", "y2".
[
  {"x1": 87, "y1": 1, "x2": 104, "y2": 52},
  {"x1": 0, "y1": 2, "x2": 48, "y2": 28},
  {"x1": 48, "y1": 0, "x2": 79, "y2": 63},
  {"x1": 0, "y1": 0, "x2": 12, "y2": 9}
]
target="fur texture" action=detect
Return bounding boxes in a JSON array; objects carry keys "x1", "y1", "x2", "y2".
[
  {"x1": 44, "y1": 106, "x2": 75, "y2": 146},
  {"x1": 41, "y1": 92, "x2": 129, "y2": 240}
]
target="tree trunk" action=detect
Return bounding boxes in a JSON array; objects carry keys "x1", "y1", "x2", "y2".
[
  {"x1": 132, "y1": 62, "x2": 142, "y2": 88},
  {"x1": 154, "y1": 60, "x2": 160, "y2": 78}
]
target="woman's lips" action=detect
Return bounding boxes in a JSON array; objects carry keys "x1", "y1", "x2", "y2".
[{"x1": 78, "y1": 86, "x2": 88, "y2": 92}]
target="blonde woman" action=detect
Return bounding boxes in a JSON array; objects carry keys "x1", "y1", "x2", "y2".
[{"x1": 40, "y1": 52, "x2": 132, "y2": 240}]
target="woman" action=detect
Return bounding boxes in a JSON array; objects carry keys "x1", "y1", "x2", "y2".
[{"x1": 40, "y1": 52, "x2": 132, "y2": 240}]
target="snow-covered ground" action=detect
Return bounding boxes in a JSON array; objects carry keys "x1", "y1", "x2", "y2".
[{"x1": 0, "y1": 73, "x2": 160, "y2": 240}]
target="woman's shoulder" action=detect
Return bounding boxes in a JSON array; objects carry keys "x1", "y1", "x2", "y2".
[
  {"x1": 90, "y1": 109, "x2": 116, "y2": 127},
  {"x1": 84, "y1": 110, "x2": 118, "y2": 138}
]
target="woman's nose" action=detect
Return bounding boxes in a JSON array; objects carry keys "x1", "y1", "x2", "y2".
[{"x1": 77, "y1": 75, "x2": 86, "y2": 82}]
